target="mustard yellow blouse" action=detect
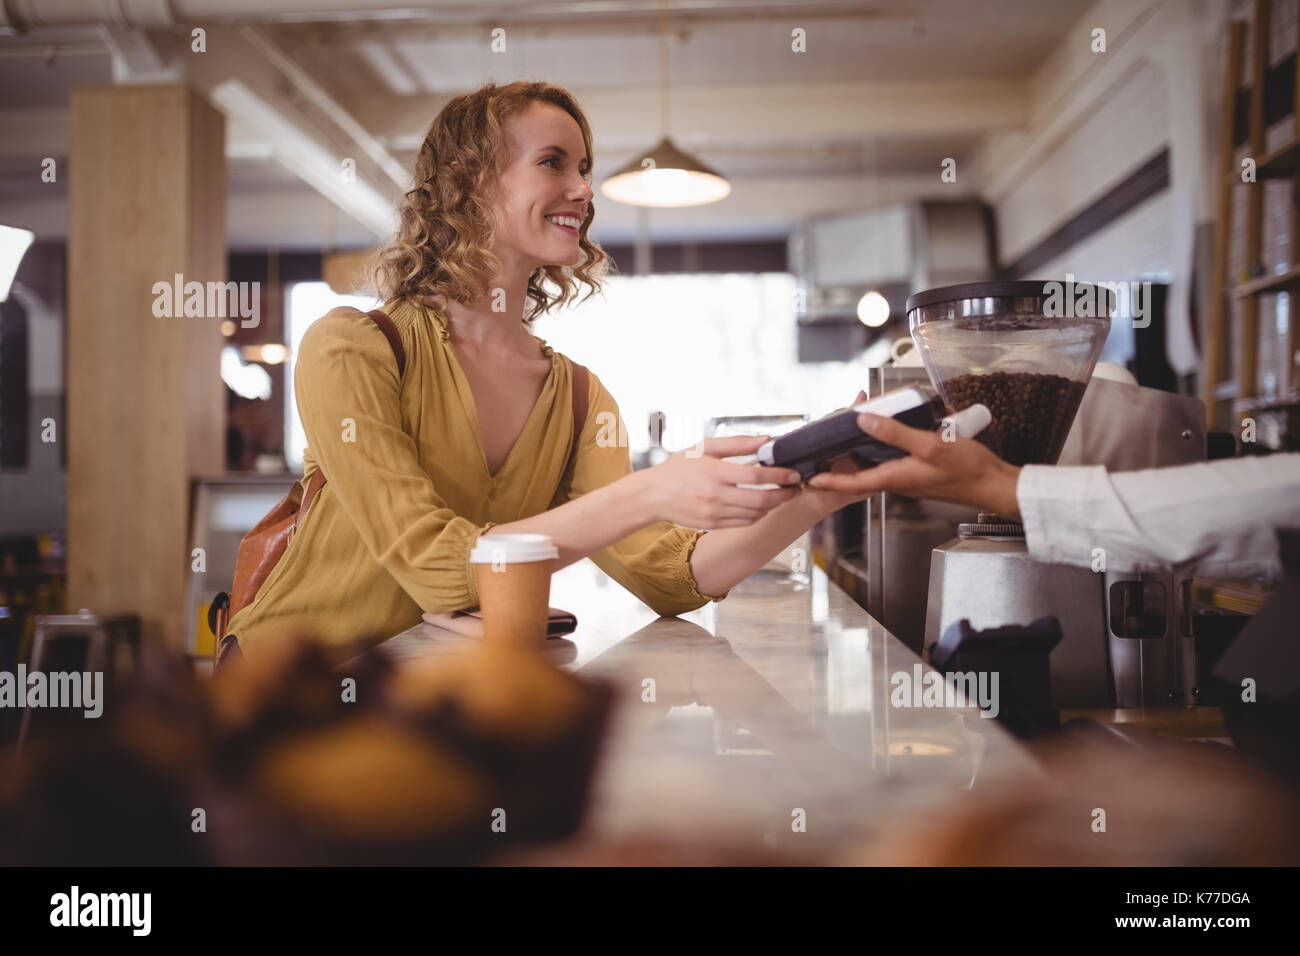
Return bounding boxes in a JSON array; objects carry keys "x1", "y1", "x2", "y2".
[{"x1": 225, "y1": 297, "x2": 729, "y2": 656}]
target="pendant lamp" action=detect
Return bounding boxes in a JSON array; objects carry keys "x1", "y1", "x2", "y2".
[{"x1": 600, "y1": 1, "x2": 731, "y2": 208}]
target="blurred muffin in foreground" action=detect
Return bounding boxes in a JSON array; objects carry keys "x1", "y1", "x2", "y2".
[{"x1": 0, "y1": 636, "x2": 612, "y2": 865}]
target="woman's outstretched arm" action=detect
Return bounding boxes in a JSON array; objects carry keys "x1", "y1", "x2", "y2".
[
  {"x1": 486, "y1": 372, "x2": 808, "y2": 616},
  {"x1": 488, "y1": 435, "x2": 803, "y2": 571}
]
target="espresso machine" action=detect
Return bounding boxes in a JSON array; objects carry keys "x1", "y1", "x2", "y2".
[{"x1": 896, "y1": 281, "x2": 1207, "y2": 710}]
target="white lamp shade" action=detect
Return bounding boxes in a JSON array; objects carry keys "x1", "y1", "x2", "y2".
[{"x1": 600, "y1": 137, "x2": 731, "y2": 208}]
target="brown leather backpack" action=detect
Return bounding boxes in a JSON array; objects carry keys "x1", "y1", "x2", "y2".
[{"x1": 210, "y1": 307, "x2": 589, "y2": 668}]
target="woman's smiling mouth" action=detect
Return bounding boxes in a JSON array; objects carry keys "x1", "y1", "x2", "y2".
[{"x1": 545, "y1": 213, "x2": 581, "y2": 235}]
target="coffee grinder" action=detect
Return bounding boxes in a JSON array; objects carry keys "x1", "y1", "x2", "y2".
[{"x1": 908, "y1": 281, "x2": 1115, "y2": 709}]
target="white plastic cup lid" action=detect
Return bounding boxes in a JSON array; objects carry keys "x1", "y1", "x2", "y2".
[{"x1": 469, "y1": 532, "x2": 559, "y2": 564}]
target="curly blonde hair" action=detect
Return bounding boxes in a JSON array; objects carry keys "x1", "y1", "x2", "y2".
[{"x1": 367, "y1": 81, "x2": 612, "y2": 324}]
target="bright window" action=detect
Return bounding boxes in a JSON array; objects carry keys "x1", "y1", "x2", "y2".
[
  {"x1": 532, "y1": 273, "x2": 871, "y2": 452},
  {"x1": 284, "y1": 281, "x2": 378, "y2": 472}
]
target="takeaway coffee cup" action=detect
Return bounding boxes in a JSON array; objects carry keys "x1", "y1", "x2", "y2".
[{"x1": 469, "y1": 533, "x2": 559, "y2": 648}]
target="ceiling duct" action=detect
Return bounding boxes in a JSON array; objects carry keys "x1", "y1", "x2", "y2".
[{"x1": 790, "y1": 199, "x2": 996, "y2": 325}]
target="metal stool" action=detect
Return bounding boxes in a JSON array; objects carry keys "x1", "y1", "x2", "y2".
[{"x1": 18, "y1": 610, "x2": 141, "y2": 750}]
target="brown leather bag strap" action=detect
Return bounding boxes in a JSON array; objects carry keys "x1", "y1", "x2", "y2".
[
  {"x1": 548, "y1": 360, "x2": 589, "y2": 511},
  {"x1": 569, "y1": 361, "x2": 589, "y2": 466},
  {"x1": 298, "y1": 468, "x2": 328, "y2": 520},
  {"x1": 365, "y1": 308, "x2": 406, "y2": 378}
]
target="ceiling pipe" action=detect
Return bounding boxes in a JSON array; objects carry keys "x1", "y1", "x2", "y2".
[
  {"x1": 0, "y1": 2, "x2": 412, "y2": 209},
  {"x1": 1, "y1": 0, "x2": 911, "y2": 33},
  {"x1": 1, "y1": 0, "x2": 458, "y2": 33},
  {"x1": 238, "y1": 25, "x2": 410, "y2": 190},
  {"x1": 0, "y1": 0, "x2": 178, "y2": 32}
]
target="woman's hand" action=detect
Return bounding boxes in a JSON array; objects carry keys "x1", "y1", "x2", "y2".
[
  {"x1": 640, "y1": 436, "x2": 803, "y2": 529},
  {"x1": 807, "y1": 410, "x2": 1023, "y2": 518}
]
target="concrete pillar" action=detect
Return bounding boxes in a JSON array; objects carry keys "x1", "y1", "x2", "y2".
[{"x1": 66, "y1": 85, "x2": 226, "y2": 648}]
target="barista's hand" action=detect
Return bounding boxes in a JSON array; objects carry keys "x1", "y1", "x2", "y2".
[
  {"x1": 807, "y1": 412, "x2": 1023, "y2": 518},
  {"x1": 640, "y1": 436, "x2": 803, "y2": 529},
  {"x1": 796, "y1": 390, "x2": 876, "y2": 516}
]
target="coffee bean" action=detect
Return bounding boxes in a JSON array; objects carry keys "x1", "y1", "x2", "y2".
[{"x1": 942, "y1": 371, "x2": 1087, "y2": 466}]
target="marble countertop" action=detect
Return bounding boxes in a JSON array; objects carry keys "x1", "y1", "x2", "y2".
[{"x1": 378, "y1": 562, "x2": 1038, "y2": 859}]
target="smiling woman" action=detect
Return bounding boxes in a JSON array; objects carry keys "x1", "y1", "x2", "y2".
[
  {"x1": 220, "y1": 81, "x2": 837, "y2": 662},
  {"x1": 368, "y1": 82, "x2": 609, "y2": 323}
]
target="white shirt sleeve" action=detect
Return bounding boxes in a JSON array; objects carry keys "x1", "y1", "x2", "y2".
[{"x1": 1016, "y1": 454, "x2": 1300, "y2": 578}]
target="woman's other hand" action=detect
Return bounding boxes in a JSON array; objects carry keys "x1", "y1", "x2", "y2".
[
  {"x1": 640, "y1": 436, "x2": 803, "y2": 529},
  {"x1": 797, "y1": 455, "x2": 871, "y2": 516}
]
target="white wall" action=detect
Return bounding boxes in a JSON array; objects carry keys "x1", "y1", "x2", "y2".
[
  {"x1": 971, "y1": 0, "x2": 1230, "y2": 374},
  {"x1": 993, "y1": 59, "x2": 1170, "y2": 269}
]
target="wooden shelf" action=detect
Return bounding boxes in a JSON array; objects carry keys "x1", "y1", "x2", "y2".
[
  {"x1": 1232, "y1": 389, "x2": 1300, "y2": 412},
  {"x1": 1233, "y1": 263, "x2": 1300, "y2": 296},
  {"x1": 1210, "y1": 6, "x2": 1300, "y2": 422},
  {"x1": 1227, "y1": 133, "x2": 1300, "y2": 182}
]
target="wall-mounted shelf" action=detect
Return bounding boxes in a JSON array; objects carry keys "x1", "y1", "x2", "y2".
[
  {"x1": 1233, "y1": 263, "x2": 1300, "y2": 296},
  {"x1": 1233, "y1": 389, "x2": 1300, "y2": 412},
  {"x1": 1208, "y1": 0, "x2": 1300, "y2": 423},
  {"x1": 1227, "y1": 133, "x2": 1300, "y2": 181}
]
